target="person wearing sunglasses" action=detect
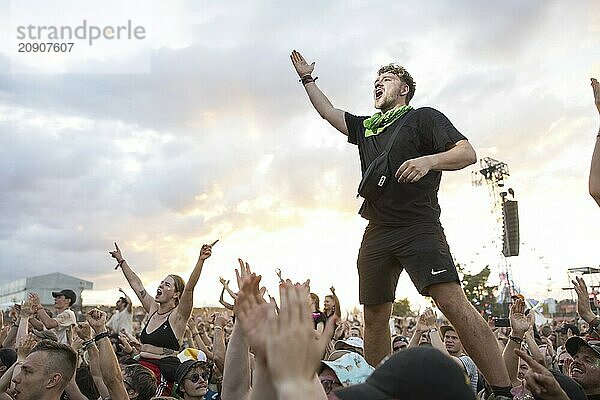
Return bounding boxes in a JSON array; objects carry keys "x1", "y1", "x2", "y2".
[{"x1": 174, "y1": 360, "x2": 219, "y2": 400}]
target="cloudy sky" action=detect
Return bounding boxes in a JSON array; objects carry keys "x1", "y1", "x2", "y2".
[{"x1": 0, "y1": 0, "x2": 598, "y2": 312}]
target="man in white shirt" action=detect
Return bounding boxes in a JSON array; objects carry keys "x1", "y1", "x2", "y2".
[
  {"x1": 106, "y1": 288, "x2": 133, "y2": 335},
  {"x1": 29, "y1": 289, "x2": 77, "y2": 345}
]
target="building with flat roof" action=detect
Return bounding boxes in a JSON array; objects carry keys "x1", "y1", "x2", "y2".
[{"x1": 0, "y1": 272, "x2": 93, "y2": 309}]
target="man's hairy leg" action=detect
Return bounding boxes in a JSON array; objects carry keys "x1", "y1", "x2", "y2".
[
  {"x1": 429, "y1": 282, "x2": 511, "y2": 387},
  {"x1": 364, "y1": 302, "x2": 392, "y2": 367}
]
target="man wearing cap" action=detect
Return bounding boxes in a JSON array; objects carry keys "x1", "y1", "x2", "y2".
[
  {"x1": 29, "y1": 289, "x2": 77, "y2": 345},
  {"x1": 319, "y1": 352, "x2": 374, "y2": 399},
  {"x1": 334, "y1": 346, "x2": 475, "y2": 400},
  {"x1": 174, "y1": 360, "x2": 219, "y2": 400},
  {"x1": 392, "y1": 335, "x2": 409, "y2": 352},
  {"x1": 334, "y1": 337, "x2": 365, "y2": 357},
  {"x1": 565, "y1": 336, "x2": 600, "y2": 399}
]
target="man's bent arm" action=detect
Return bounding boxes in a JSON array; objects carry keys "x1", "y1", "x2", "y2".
[{"x1": 428, "y1": 140, "x2": 477, "y2": 171}]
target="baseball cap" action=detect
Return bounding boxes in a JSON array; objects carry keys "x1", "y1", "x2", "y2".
[
  {"x1": 52, "y1": 289, "x2": 77, "y2": 306},
  {"x1": 565, "y1": 336, "x2": 600, "y2": 358},
  {"x1": 334, "y1": 347, "x2": 475, "y2": 400},
  {"x1": 178, "y1": 347, "x2": 207, "y2": 363},
  {"x1": 321, "y1": 353, "x2": 374, "y2": 387}
]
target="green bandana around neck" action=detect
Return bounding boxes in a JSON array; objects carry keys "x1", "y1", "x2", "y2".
[{"x1": 363, "y1": 105, "x2": 412, "y2": 137}]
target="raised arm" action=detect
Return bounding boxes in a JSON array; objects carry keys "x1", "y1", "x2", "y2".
[
  {"x1": 76, "y1": 322, "x2": 110, "y2": 399},
  {"x1": 174, "y1": 241, "x2": 215, "y2": 326},
  {"x1": 572, "y1": 276, "x2": 600, "y2": 333},
  {"x1": 86, "y1": 309, "x2": 129, "y2": 400},
  {"x1": 330, "y1": 286, "x2": 342, "y2": 320},
  {"x1": 221, "y1": 322, "x2": 250, "y2": 400},
  {"x1": 589, "y1": 78, "x2": 600, "y2": 206},
  {"x1": 110, "y1": 242, "x2": 154, "y2": 313},
  {"x1": 211, "y1": 313, "x2": 228, "y2": 374},
  {"x1": 502, "y1": 299, "x2": 530, "y2": 387},
  {"x1": 290, "y1": 50, "x2": 348, "y2": 136},
  {"x1": 119, "y1": 288, "x2": 133, "y2": 313}
]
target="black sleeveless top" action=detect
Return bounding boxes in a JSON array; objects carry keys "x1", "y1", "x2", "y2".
[{"x1": 140, "y1": 310, "x2": 180, "y2": 351}]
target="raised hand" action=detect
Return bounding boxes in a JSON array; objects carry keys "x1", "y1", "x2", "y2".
[
  {"x1": 86, "y1": 308, "x2": 108, "y2": 334},
  {"x1": 109, "y1": 242, "x2": 124, "y2": 263},
  {"x1": 421, "y1": 308, "x2": 437, "y2": 329},
  {"x1": 20, "y1": 297, "x2": 35, "y2": 318},
  {"x1": 510, "y1": 299, "x2": 530, "y2": 337},
  {"x1": 515, "y1": 349, "x2": 570, "y2": 400},
  {"x1": 266, "y1": 282, "x2": 337, "y2": 395},
  {"x1": 572, "y1": 276, "x2": 595, "y2": 322},
  {"x1": 17, "y1": 334, "x2": 37, "y2": 361},
  {"x1": 76, "y1": 322, "x2": 93, "y2": 340},
  {"x1": 290, "y1": 50, "x2": 315, "y2": 78},
  {"x1": 198, "y1": 240, "x2": 217, "y2": 261},
  {"x1": 592, "y1": 78, "x2": 600, "y2": 114},
  {"x1": 213, "y1": 312, "x2": 229, "y2": 328},
  {"x1": 28, "y1": 293, "x2": 41, "y2": 310},
  {"x1": 234, "y1": 273, "x2": 274, "y2": 362},
  {"x1": 219, "y1": 277, "x2": 229, "y2": 288},
  {"x1": 235, "y1": 258, "x2": 254, "y2": 292},
  {"x1": 330, "y1": 286, "x2": 336, "y2": 294}
]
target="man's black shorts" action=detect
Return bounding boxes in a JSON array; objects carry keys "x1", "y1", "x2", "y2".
[{"x1": 357, "y1": 222, "x2": 460, "y2": 305}]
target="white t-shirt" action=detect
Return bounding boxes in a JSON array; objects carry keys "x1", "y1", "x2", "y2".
[
  {"x1": 53, "y1": 309, "x2": 76, "y2": 345},
  {"x1": 106, "y1": 309, "x2": 133, "y2": 334}
]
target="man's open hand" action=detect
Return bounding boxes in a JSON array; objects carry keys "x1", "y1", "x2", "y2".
[{"x1": 290, "y1": 50, "x2": 315, "y2": 78}]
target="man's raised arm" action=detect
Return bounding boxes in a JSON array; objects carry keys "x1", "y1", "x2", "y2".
[{"x1": 290, "y1": 50, "x2": 348, "y2": 135}]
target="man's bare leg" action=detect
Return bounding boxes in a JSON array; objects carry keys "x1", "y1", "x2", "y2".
[
  {"x1": 428, "y1": 282, "x2": 511, "y2": 387},
  {"x1": 363, "y1": 302, "x2": 392, "y2": 367}
]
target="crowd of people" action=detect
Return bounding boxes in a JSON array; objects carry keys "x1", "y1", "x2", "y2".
[
  {"x1": 0, "y1": 252, "x2": 599, "y2": 400},
  {"x1": 0, "y1": 55, "x2": 599, "y2": 400}
]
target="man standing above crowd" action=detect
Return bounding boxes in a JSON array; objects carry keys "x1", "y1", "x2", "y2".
[
  {"x1": 291, "y1": 50, "x2": 512, "y2": 397},
  {"x1": 28, "y1": 289, "x2": 77, "y2": 345},
  {"x1": 107, "y1": 288, "x2": 133, "y2": 335}
]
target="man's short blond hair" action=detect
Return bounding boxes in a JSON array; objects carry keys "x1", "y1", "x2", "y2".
[{"x1": 377, "y1": 64, "x2": 416, "y2": 104}]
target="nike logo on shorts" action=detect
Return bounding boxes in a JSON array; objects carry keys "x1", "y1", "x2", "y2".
[{"x1": 430, "y1": 268, "x2": 447, "y2": 275}]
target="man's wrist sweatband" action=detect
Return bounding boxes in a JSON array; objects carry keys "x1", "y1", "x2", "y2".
[
  {"x1": 300, "y1": 74, "x2": 318, "y2": 85},
  {"x1": 94, "y1": 332, "x2": 110, "y2": 342}
]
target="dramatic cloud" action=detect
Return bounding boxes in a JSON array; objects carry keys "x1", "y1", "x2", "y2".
[{"x1": 0, "y1": 1, "x2": 598, "y2": 309}]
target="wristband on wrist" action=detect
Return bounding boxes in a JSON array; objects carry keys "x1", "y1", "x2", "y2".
[
  {"x1": 94, "y1": 332, "x2": 110, "y2": 342},
  {"x1": 299, "y1": 74, "x2": 318, "y2": 86},
  {"x1": 214, "y1": 326, "x2": 224, "y2": 330},
  {"x1": 590, "y1": 316, "x2": 600, "y2": 329},
  {"x1": 82, "y1": 339, "x2": 94, "y2": 349}
]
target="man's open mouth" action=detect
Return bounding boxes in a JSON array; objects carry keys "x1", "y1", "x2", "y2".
[{"x1": 375, "y1": 88, "x2": 383, "y2": 99}]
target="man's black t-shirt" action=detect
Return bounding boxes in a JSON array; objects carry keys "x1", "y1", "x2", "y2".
[{"x1": 345, "y1": 107, "x2": 467, "y2": 226}]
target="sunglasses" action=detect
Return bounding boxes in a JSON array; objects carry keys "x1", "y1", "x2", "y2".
[{"x1": 186, "y1": 370, "x2": 211, "y2": 383}]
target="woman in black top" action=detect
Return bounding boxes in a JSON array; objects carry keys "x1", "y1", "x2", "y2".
[{"x1": 109, "y1": 241, "x2": 215, "y2": 395}]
